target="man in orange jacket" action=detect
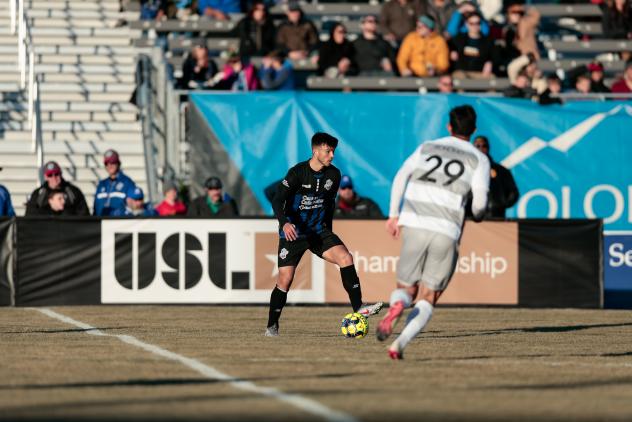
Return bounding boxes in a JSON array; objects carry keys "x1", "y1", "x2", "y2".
[{"x1": 397, "y1": 15, "x2": 450, "y2": 77}]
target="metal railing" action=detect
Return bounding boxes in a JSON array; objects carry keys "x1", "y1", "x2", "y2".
[{"x1": 11, "y1": 0, "x2": 44, "y2": 183}]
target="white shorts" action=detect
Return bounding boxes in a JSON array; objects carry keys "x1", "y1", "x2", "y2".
[{"x1": 396, "y1": 226, "x2": 458, "y2": 291}]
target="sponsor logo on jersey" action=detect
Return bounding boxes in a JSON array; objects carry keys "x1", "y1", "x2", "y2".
[
  {"x1": 116, "y1": 182, "x2": 124, "y2": 191},
  {"x1": 302, "y1": 184, "x2": 311, "y2": 188},
  {"x1": 279, "y1": 248, "x2": 289, "y2": 260}
]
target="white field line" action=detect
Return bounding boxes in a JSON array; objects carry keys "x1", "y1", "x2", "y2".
[{"x1": 33, "y1": 308, "x2": 358, "y2": 422}]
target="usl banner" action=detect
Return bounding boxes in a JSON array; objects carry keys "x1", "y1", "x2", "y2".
[
  {"x1": 604, "y1": 232, "x2": 632, "y2": 309},
  {"x1": 190, "y1": 93, "x2": 632, "y2": 230},
  {"x1": 100, "y1": 219, "x2": 518, "y2": 305}
]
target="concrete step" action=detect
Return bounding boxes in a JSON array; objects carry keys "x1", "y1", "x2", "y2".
[
  {"x1": 0, "y1": 120, "x2": 140, "y2": 131},
  {"x1": 39, "y1": 92, "x2": 134, "y2": 102},
  {"x1": 1, "y1": 165, "x2": 147, "y2": 181},
  {"x1": 26, "y1": 1, "x2": 121, "y2": 11},
  {"x1": 39, "y1": 102, "x2": 138, "y2": 112},
  {"x1": 0, "y1": 139, "x2": 145, "y2": 155},
  {"x1": 40, "y1": 83, "x2": 135, "y2": 93},
  {"x1": 30, "y1": 27, "x2": 141, "y2": 37},
  {"x1": 3, "y1": 130, "x2": 141, "y2": 142},
  {"x1": 0, "y1": 74, "x2": 20, "y2": 83},
  {"x1": 44, "y1": 111, "x2": 138, "y2": 122},
  {"x1": 30, "y1": 35, "x2": 134, "y2": 46},
  {"x1": 36, "y1": 55, "x2": 136, "y2": 65},
  {"x1": 27, "y1": 9, "x2": 139, "y2": 21},
  {"x1": 30, "y1": 63, "x2": 135, "y2": 74},
  {"x1": 31, "y1": 45, "x2": 139, "y2": 55},
  {"x1": 38, "y1": 73, "x2": 135, "y2": 84},
  {"x1": 0, "y1": 110, "x2": 28, "y2": 122}
]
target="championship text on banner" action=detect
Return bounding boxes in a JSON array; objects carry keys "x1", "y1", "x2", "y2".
[
  {"x1": 101, "y1": 219, "x2": 518, "y2": 304},
  {"x1": 190, "y1": 93, "x2": 632, "y2": 231}
]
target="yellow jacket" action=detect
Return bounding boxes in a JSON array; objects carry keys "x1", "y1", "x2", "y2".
[{"x1": 396, "y1": 32, "x2": 450, "y2": 77}]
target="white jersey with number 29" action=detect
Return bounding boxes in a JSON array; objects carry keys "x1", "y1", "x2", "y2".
[{"x1": 389, "y1": 136, "x2": 491, "y2": 240}]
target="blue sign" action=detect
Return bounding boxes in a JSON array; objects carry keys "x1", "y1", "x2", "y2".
[
  {"x1": 189, "y1": 93, "x2": 632, "y2": 230},
  {"x1": 604, "y1": 233, "x2": 632, "y2": 309}
]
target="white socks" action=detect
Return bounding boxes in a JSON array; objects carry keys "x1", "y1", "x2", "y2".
[
  {"x1": 394, "y1": 300, "x2": 433, "y2": 350},
  {"x1": 390, "y1": 288, "x2": 412, "y2": 307}
]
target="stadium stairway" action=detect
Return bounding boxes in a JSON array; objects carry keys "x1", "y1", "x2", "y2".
[{"x1": 0, "y1": 0, "x2": 149, "y2": 215}]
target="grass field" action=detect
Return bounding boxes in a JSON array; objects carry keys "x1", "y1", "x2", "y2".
[{"x1": 2, "y1": 306, "x2": 632, "y2": 421}]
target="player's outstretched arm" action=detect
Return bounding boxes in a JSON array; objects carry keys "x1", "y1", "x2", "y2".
[{"x1": 470, "y1": 154, "x2": 491, "y2": 222}]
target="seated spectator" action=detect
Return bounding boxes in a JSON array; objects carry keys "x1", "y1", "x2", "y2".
[
  {"x1": 588, "y1": 61, "x2": 611, "y2": 93},
  {"x1": 437, "y1": 74, "x2": 454, "y2": 92},
  {"x1": 503, "y1": 70, "x2": 536, "y2": 99},
  {"x1": 380, "y1": 0, "x2": 425, "y2": 45},
  {"x1": 198, "y1": 0, "x2": 240, "y2": 21},
  {"x1": 187, "y1": 177, "x2": 239, "y2": 217},
  {"x1": 276, "y1": 2, "x2": 319, "y2": 61},
  {"x1": 571, "y1": 74, "x2": 592, "y2": 94},
  {"x1": 397, "y1": 15, "x2": 450, "y2": 77},
  {"x1": 426, "y1": 0, "x2": 457, "y2": 36},
  {"x1": 94, "y1": 149, "x2": 137, "y2": 216},
  {"x1": 113, "y1": 187, "x2": 158, "y2": 217},
  {"x1": 334, "y1": 175, "x2": 384, "y2": 218},
  {"x1": 156, "y1": 181, "x2": 187, "y2": 216},
  {"x1": 211, "y1": 51, "x2": 259, "y2": 91},
  {"x1": 507, "y1": 53, "x2": 546, "y2": 94},
  {"x1": 178, "y1": 43, "x2": 218, "y2": 90},
  {"x1": 46, "y1": 190, "x2": 67, "y2": 216},
  {"x1": 538, "y1": 74, "x2": 563, "y2": 105},
  {"x1": 259, "y1": 50, "x2": 295, "y2": 90},
  {"x1": 26, "y1": 161, "x2": 90, "y2": 216},
  {"x1": 235, "y1": 1, "x2": 276, "y2": 57},
  {"x1": 612, "y1": 59, "x2": 632, "y2": 93},
  {"x1": 0, "y1": 178, "x2": 15, "y2": 217},
  {"x1": 502, "y1": 2, "x2": 540, "y2": 59},
  {"x1": 353, "y1": 15, "x2": 395, "y2": 76},
  {"x1": 600, "y1": 0, "x2": 632, "y2": 39},
  {"x1": 445, "y1": 1, "x2": 489, "y2": 39},
  {"x1": 449, "y1": 12, "x2": 494, "y2": 78},
  {"x1": 317, "y1": 23, "x2": 358, "y2": 78}
]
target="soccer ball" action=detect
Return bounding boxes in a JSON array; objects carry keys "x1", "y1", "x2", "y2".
[{"x1": 340, "y1": 312, "x2": 368, "y2": 339}]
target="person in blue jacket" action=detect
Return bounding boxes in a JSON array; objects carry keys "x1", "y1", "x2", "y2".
[
  {"x1": 94, "y1": 149, "x2": 137, "y2": 216},
  {"x1": 0, "y1": 178, "x2": 16, "y2": 217},
  {"x1": 112, "y1": 186, "x2": 158, "y2": 217},
  {"x1": 259, "y1": 50, "x2": 295, "y2": 91}
]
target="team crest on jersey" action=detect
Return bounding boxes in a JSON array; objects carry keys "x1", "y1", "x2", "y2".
[
  {"x1": 282, "y1": 179, "x2": 289, "y2": 188},
  {"x1": 324, "y1": 179, "x2": 333, "y2": 191},
  {"x1": 279, "y1": 248, "x2": 289, "y2": 260},
  {"x1": 116, "y1": 182, "x2": 124, "y2": 191}
]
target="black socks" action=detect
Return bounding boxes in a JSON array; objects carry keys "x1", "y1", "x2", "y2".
[
  {"x1": 340, "y1": 265, "x2": 363, "y2": 312},
  {"x1": 267, "y1": 286, "x2": 287, "y2": 328}
]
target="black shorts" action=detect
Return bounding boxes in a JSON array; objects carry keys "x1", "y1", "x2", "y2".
[{"x1": 278, "y1": 230, "x2": 344, "y2": 267}]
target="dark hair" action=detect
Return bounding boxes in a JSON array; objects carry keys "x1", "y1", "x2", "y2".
[
  {"x1": 47, "y1": 188, "x2": 64, "y2": 199},
  {"x1": 329, "y1": 22, "x2": 346, "y2": 39},
  {"x1": 449, "y1": 105, "x2": 477, "y2": 137},
  {"x1": 311, "y1": 132, "x2": 339, "y2": 149},
  {"x1": 248, "y1": 0, "x2": 268, "y2": 18}
]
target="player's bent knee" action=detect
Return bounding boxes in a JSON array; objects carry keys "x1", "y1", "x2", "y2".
[{"x1": 338, "y1": 252, "x2": 354, "y2": 268}]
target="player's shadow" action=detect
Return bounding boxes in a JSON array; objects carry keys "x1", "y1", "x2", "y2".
[
  {"x1": 428, "y1": 321, "x2": 632, "y2": 339},
  {"x1": 485, "y1": 377, "x2": 632, "y2": 390},
  {"x1": 0, "y1": 327, "x2": 136, "y2": 334}
]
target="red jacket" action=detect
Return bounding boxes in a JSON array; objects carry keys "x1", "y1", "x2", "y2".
[{"x1": 155, "y1": 200, "x2": 187, "y2": 216}]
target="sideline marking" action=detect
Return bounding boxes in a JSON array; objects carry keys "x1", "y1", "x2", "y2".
[{"x1": 33, "y1": 308, "x2": 358, "y2": 422}]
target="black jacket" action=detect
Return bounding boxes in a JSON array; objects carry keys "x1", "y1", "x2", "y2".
[
  {"x1": 334, "y1": 196, "x2": 384, "y2": 218},
  {"x1": 235, "y1": 16, "x2": 277, "y2": 57},
  {"x1": 486, "y1": 161, "x2": 519, "y2": 218},
  {"x1": 25, "y1": 180, "x2": 90, "y2": 216},
  {"x1": 317, "y1": 40, "x2": 357, "y2": 76},
  {"x1": 186, "y1": 196, "x2": 239, "y2": 217}
]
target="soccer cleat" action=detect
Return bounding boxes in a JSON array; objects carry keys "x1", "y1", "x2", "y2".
[
  {"x1": 376, "y1": 300, "x2": 405, "y2": 342},
  {"x1": 264, "y1": 323, "x2": 279, "y2": 337},
  {"x1": 356, "y1": 302, "x2": 384, "y2": 318},
  {"x1": 387, "y1": 341, "x2": 404, "y2": 360}
]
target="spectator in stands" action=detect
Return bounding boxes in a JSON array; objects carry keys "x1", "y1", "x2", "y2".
[
  {"x1": 0, "y1": 176, "x2": 15, "y2": 217},
  {"x1": 26, "y1": 161, "x2": 90, "y2": 216},
  {"x1": 334, "y1": 175, "x2": 384, "y2": 218},
  {"x1": 259, "y1": 50, "x2": 295, "y2": 90},
  {"x1": 572, "y1": 74, "x2": 592, "y2": 94},
  {"x1": 45, "y1": 190, "x2": 67, "y2": 216},
  {"x1": 317, "y1": 23, "x2": 358, "y2": 78},
  {"x1": 601, "y1": 0, "x2": 632, "y2": 39},
  {"x1": 437, "y1": 74, "x2": 454, "y2": 92},
  {"x1": 538, "y1": 74, "x2": 563, "y2": 105},
  {"x1": 198, "y1": 0, "x2": 240, "y2": 21},
  {"x1": 503, "y1": 69, "x2": 536, "y2": 99},
  {"x1": 507, "y1": 53, "x2": 547, "y2": 94},
  {"x1": 276, "y1": 2, "x2": 319, "y2": 61},
  {"x1": 397, "y1": 15, "x2": 450, "y2": 77},
  {"x1": 588, "y1": 61, "x2": 611, "y2": 93},
  {"x1": 211, "y1": 51, "x2": 260, "y2": 91},
  {"x1": 94, "y1": 149, "x2": 137, "y2": 216},
  {"x1": 178, "y1": 44, "x2": 218, "y2": 90},
  {"x1": 187, "y1": 176, "x2": 239, "y2": 217},
  {"x1": 445, "y1": 1, "x2": 489, "y2": 39},
  {"x1": 449, "y1": 12, "x2": 494, "y2": 78},
  {"x1": 425, "y1": 0, "x2": 457, "y2": 36},
  {"x1": 473, "y1": 136, "x2": 519, "y2": 218},
  {"x1": 353, "y1": 15, "x2": 395, "y2": 76},
  {"x1": 235, "y1": 1, "x2": 276, "y2": 57},
  {"x1": 156, "y1": 181, "x2": 187, "y2": 216},
  {"x1": 380, "y1": 0, "x2": 425, "y2": 45},
  {"x1": 612, "y1": 58, "x2": 632, "y2": 92},
  {"x1": 501, "y1": 2, "x2": 540, "y2": 59},
  {"x1": 113, "y1": 187, "x2": 158, "y2": 217}
]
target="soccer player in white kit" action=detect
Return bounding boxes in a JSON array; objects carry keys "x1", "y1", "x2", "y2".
[{"x1": 376, "y1": 105, "x2": 490, "y2": 360}]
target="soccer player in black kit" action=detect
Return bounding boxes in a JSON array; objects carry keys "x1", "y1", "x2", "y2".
[{"x1": 265, "y1": 132, "x2": 383, "y2": 336}]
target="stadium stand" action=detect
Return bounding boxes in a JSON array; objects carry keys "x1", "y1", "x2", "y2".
[{"x1": 1, "y1": 0, "x2": 148, "y2": 215}]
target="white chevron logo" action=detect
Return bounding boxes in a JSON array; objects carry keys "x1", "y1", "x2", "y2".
[{"x1": 500, "y1": 105, "x2": 632, "y2": 169}]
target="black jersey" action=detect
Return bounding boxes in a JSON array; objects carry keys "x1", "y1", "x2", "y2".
[{"x1": 272, "y1": 160, "x2": 341, "y2": 238}]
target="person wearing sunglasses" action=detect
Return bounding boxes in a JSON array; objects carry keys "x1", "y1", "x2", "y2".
[
  {"x1": 94, "y1": 149, "x2": 138, "y2": 216},
  {"x1": 25, "y1": 161, "x2": 89, "y2": 216}
]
